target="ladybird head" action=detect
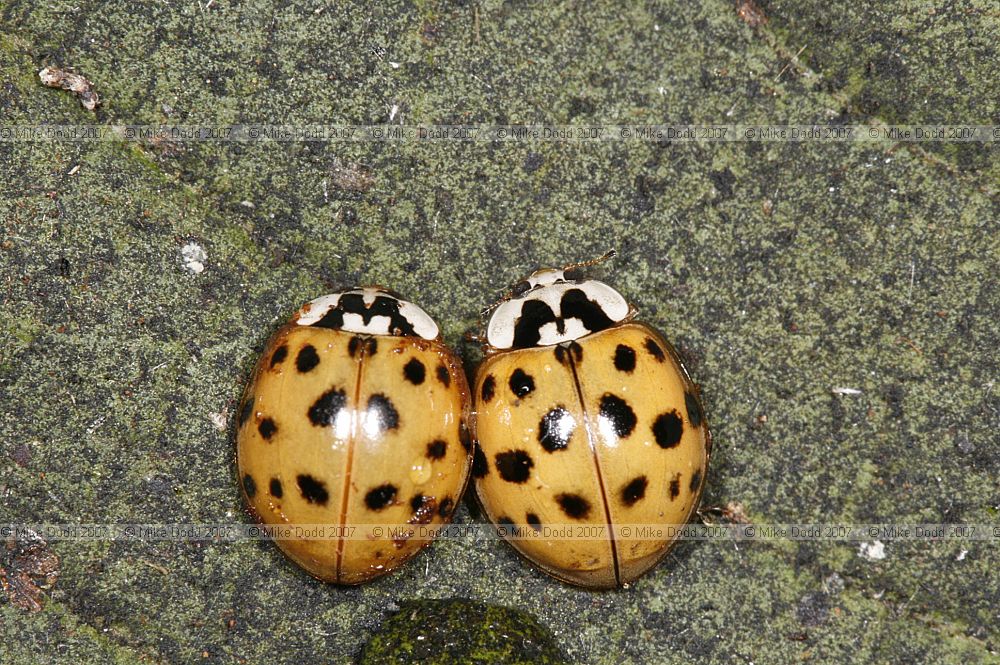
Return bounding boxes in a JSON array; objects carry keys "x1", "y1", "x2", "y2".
[
  {"x1": 294, "y1": 287, "x2": 439, "y2": 339},
  {"x1": 485, "y1": 268, "x2": 631, "y2": 349}
]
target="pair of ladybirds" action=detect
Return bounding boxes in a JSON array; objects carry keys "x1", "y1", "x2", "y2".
[{"x1": 236, "y1": 260, "x2": 710, "y2": 589}]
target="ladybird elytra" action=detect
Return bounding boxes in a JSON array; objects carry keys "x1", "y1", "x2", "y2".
[
  {"x1": 237, "y1": 288, "x2": 472, "y2": 584},
  {"x1": 472, "y1": 267, "x2": 710, "y2": 588}
]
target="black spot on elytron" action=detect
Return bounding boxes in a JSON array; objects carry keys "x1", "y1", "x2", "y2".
[
  {"x1": 349, "y1": 336, "x2": 378, "y2": 357},
  {"x1": 258, "y1": 417, "x2": 277, "y2": 440},
  {"x1": 411, "y1": 495, "x2": 437, "y2": 525},
  {"x1": 242, "y1": 474, "x2": 256, "y2": 498},
  {"x1": 538, "y1": 407, "x2": 574, "y2": 452},
  {"x1": 410, "y1": 494, "x2": 429, "y2": 511},
  {"x1": 645, "y1": 338, "x2": 665, "y2": 362},
  {"x1": 365, "y1": 484, "x2": 397, "y2": 511},
  {"x1": 238, "y1": 397, "x2": 254, "y2": 428},
  {"x1": 438, "y1": 497, "x2": 455, "y2": 518},
  {"x1": 269, "y1": 345, "x2": 288, "y2": 367},
  {"x1": 621, "y1": 476, "x2": 648, "y2": 506},
  {"x1": 296, "y1": 344, "x2": 320, "y2": 373},
  {"x1": 297, "y1": 474, "x2": 329, "y2": 505},
  {"x1": 668, "y1": 474, "x2": 681, "y2": 500},
  {"x1": 459, "y1": 421, "x2": 472, "y2": 452},
  {"x1": 366, "y1": 394, "x2": 400, "y2": 432},
  {"x1": 554, "y1": 345, "x2": 568, "y2": 365},
  {"x1": 311, "y1": 293, "x2": 419, "y2": 337},
  {"x1": 509, "y1": 368, "x2": 535, "y2": 398},
  {"x1": 599, "y1": 394, "x2": 637, "y2": 438},
  {"x1": 481, "y1": 375, "x2": 496, "y2": 403},
  {"x1": 426, "y1": 439, "x2": 447, "y2": 460},
  {"x1": 308, "y1": 388, "x2": 347, "y2": 427},
  {"x1": 556, "y1": 493, "x2": 591, "y2": 519},
  {"x1": 403, "y1": 357, "x2": 426, "y2": 385},
  {"x1": 652, "y1": 410, "x2": 684, "y2": 449},
  {"x1": 472, "y1": 445, "x2": 489, "y2": 478},
  {"x1": 689, "y1": 468, "x2": 703, "y2": 493},
  {"x1": 526, "y1": 513, "x2": 542, "y2": 531},
  {"x1": 494, "y1": 450, "x2": 534, "y2": 483},
  {"x1": 497, "y1": 516, "x2": 515, "y2": 529},
  {"x1": 554, "y1": 342, "x2": 583, "y2": 364},
  {"x1": 269, "y1": 478, "x2": 283, "y2": 498},
  {"x1": 614, "y1": 344, "x2": 637, "y2": 373},
  {"x1": 685, "y1": 391, "x2": 704, "y2": 428},
  {"x1": 436, "y1": 364, "x2": 451, "y2": 388}
]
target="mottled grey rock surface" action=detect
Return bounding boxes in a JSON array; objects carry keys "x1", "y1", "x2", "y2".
[{"x1": 1, "y1": 1, "x2": 998, "y2": 663}]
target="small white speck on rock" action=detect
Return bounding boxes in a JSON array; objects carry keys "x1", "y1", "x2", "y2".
[
  {"x1": 210, "y1": 412, "x2": 228, "y2": 431},
  {"x1": 181, "y1": 241, "x2": 207, "y2": 274},
  {"x1": 858, "y1": 540, "x2": 886, "y2": 561}
]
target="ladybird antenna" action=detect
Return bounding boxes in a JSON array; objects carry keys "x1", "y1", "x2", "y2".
[
  {"x1": 563, "y1": 249, "x2": 617, "y2": 273},
  {"x1": 479, "y1": 301, "x2": 497, "y2": 320},
  {"x1": 479, "y1": 269, "x2": 535, "y2": 323}
]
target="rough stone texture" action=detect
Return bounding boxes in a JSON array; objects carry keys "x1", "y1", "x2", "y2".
[
  {"x1": 1, "y1": 1, "x2": 998, "y2": 663},
  {"x1": 764, "y1": 0, "x2": 1000, "y2": 194}
]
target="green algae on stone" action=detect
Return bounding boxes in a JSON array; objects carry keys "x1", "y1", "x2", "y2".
[
  {"x1": 761, "y1": 0, "x2": 1000, "y2": 194},
  {"x1": 2, "y1": 1, "x2": 1000, "y2": 663},
  {"x1": 358, "y1": 599, "x2": 568, "y2": 665}
]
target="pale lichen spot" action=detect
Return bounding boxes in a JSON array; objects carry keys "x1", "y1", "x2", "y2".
[{"x1": 181, "y1": 241, "x2": 207, "y2": 274}]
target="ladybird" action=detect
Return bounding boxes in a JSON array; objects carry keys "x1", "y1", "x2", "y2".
[
  {"x1": 471, "y1": 266, "x2": 711, "y2": 588},
  {"x1": 236, "y1": 288, "x2": 472, "y2": 584}
]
